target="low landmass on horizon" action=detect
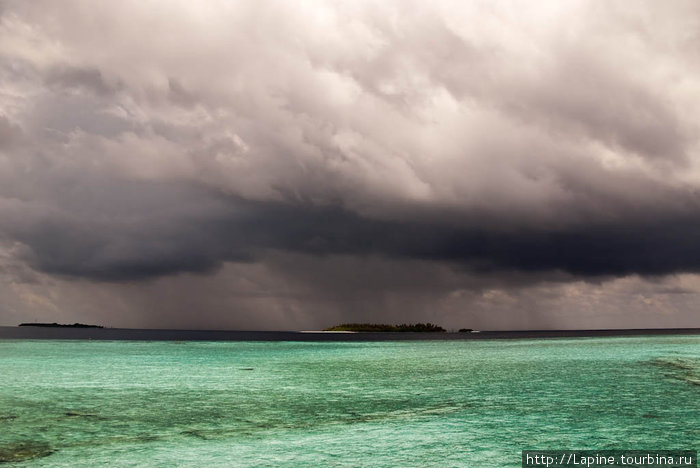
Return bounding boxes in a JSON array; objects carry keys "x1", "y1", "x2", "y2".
[
  {"x1": 324, "y1": 323, "x2": 447, "y2": 332},
  {"x1": 18, "y1": 323, "x2": 104, "y2": 329}
]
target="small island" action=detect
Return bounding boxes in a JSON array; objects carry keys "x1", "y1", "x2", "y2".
[
  {"x1": 19, "y1": 322, "x2": 104, "y2": 329},
  {"x1": 323, "y1": 323, "x2": 446, "y2": 332}
]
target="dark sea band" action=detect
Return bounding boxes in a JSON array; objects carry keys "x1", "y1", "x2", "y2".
[{"x1": 1, "y1": 326, "x2": 698, "y2": 341}]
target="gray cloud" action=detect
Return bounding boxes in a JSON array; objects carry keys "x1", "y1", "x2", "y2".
[
  {"x1": 4, "y1": 175, "x2": 700, "y2": 282},
  {"x1": 45, "y1": 65, "x2": 121, "y2": 97},
  {"x1": 0, "y1": 0, "x2": 699, "y2": 328}
]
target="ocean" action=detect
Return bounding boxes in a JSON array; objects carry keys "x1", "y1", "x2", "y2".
[{"x1": 0, "y1": 335, "x2": 698, "y2": 467}]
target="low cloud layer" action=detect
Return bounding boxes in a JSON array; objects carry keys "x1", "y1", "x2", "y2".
[{"x1": 1, "y1": 1, "x2": 699, "y2": 328}]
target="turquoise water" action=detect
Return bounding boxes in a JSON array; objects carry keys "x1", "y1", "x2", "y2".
[{"x1": 0, "y1": 336, "x2": 698, "y2": 467}]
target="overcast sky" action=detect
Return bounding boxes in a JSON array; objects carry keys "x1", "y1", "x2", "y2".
[{"x1": 1, "y1": 0, "x2": 699, "y2": 330}]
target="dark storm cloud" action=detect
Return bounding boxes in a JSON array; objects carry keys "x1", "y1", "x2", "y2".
[
  {"x1": 1, "y1": 0, "x2": 700, "y2": 328},
  {"x1": 7, "y1": 177, "x2": 700, "y2": 282}
]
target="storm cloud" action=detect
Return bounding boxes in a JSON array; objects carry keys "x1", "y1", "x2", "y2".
[
  {"x1": 1, "y1": 0, "x2": 699, "y2": 329},
  {"x1": 7, "y1": 180, "x2": 700, "y2": 282}
]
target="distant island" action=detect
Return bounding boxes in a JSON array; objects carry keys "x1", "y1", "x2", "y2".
[
  {"x1": 324, "y1": 323, "x2": 446, "y2": 332},
  {"x1": 19, "y1": 323, "x2": 104, "y2": 329}
]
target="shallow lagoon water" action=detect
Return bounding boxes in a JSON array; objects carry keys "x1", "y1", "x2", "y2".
[{"x1": 0, "y1": 336, "x2": 698, "y2": 467}]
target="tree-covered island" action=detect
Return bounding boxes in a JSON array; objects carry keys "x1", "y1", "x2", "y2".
[
  {"x1": 19, "y1": 322, "x2": 104, "y2": 328},
  {"x1": 323, "y1": 323, "x2": 446, "y2": 332}
]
